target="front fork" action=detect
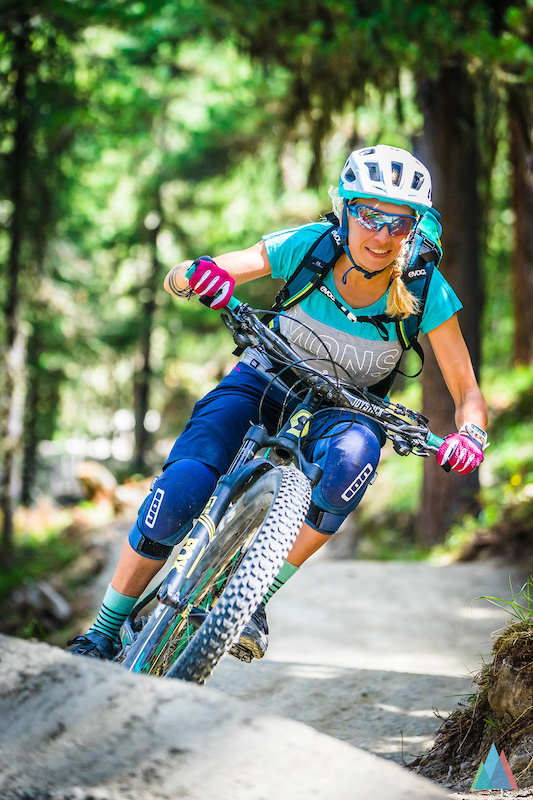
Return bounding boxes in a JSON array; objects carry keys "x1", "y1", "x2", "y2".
[
  {"x1": 228, "y1": 390, "x2": 323, "y2": 484},
  {"x1": 157, "y1": 392, "x2": 322, "y2": 611}
]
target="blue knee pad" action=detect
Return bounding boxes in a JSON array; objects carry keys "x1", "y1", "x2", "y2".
[
  {"x1": 305, "y1": 417, "x2": 381, "y2": 535},
  {"x1": 128, "y1": 459, "x2": 218, "y2": 560}
]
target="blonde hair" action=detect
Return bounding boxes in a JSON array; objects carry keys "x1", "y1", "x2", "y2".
[
  {"x1": 328, "y1": 185, "x2": 420, "y2": 320},
  {"x1": 386, "y1": 248, "x2": 420, "y2": 319},
  {"x1": 328, "y1": 185, "x2": 343, "y2": 219}
]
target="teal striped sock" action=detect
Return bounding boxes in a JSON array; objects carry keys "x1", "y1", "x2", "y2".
[
  {"x1": 88, "y1": 584, "x2": 138, "y2": 641},
  {"x1": 263, "y1": 560, "x2": 299, "y2": 604}
]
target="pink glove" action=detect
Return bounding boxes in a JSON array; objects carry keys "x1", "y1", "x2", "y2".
[
  {"x1": 188, "y1": 256, "x2": 235, "y2": 310},
  {"x1": 437, "y1": 433, "x2": 483, "y2": 474}
]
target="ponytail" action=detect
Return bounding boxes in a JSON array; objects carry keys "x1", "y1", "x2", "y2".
[{"x1": 386, "y1": 249, "x2": 420, "y2": 319}]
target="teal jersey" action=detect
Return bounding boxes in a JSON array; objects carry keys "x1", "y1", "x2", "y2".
[{"x1": 253, "y1": 221, "x2": 462, "y2": 389}]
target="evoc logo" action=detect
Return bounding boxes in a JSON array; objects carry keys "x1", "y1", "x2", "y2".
[
  {"x1": 407, "y1": 268, "x2": 427, "y2": 280},
  {"x1": 331, "y1": 228, "x2": 342, "y2": 245},
  {"x1": 145, "y1": 488, "x2": 165, "y2": 528},
  {"x1": 319, "y1": 284, "x2": 335, "y2": 302}
]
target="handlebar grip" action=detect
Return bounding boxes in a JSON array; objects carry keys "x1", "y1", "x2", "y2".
[
  {"x1": 224, "y1": 295, "x2": 240, "y2": 311},
  {"x1": 426, "y1": 432, "x2": 451, "y2": 471},
  {"x1": 185, "y1": 265, "x2": 240, "y2": 311},
  {"x1": 426, "y1": 433, "x2": 444, "y2": 450}
]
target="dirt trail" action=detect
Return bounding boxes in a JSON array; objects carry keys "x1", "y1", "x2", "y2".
[
  {"x1": 89, "y1": 522, "x2": 531, "y2": 794},
  {"x1": 1, "y1": 518, "x2": 530, "y2": 799},
  {"x1": 209, "y1": 556, "x2": 525, "y2": 766},
  {"x1": 1, "y1": 634, "x2": 453, "y2": 800}
]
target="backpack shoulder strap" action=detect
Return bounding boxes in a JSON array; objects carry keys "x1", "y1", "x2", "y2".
[
  {"x1": 394, "y1": 210, "x2": 442, "y2": 354},
  {"x1": 272, "y1": 217, "x2": 344, "y2": 313},
  {"x1": 369, "y1": 231, "x2": 440, "y2": 398},
  {"x1": 233, "y1": 219, "x2": 344, "y2": 356},
  {"x1": 396, "y1": 261, "x2": 435, "y2": 353}
]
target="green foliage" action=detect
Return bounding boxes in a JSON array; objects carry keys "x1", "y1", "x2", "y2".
[
  {"x1": 0, "y1": 0, "x2": 532, "y2": 549},
  {"x1": 476, "y1": 572, "x2": 533, "y2": 623},
  {"x1": 426, "y1": 367, "x2": 533, "y2": 562},
  {"x1": 0, "y1": 508, "x2": 79, "y2": 599}
]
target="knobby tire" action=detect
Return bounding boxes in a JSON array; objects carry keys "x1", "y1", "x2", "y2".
[{"x1": 120, "y1": 465, "x2": 311, "y2": 684}]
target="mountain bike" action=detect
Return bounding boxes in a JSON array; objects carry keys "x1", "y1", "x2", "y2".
[{"x1": 116, "y1": 281, "x2": 445, "y2": 685}]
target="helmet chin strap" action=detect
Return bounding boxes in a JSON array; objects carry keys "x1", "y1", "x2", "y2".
[
  {"x1": 341, "y1": 245, "x2": 389, "y2": 283},
  {"x1": 339, "y1": 201, "x2": 389, "y2": 282}
]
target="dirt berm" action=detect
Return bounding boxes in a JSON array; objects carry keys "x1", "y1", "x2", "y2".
[
  {"x1": 0, "y1": 554, "x2": 524, "y2": 799},
  {"x1": 0, "y1": 634, "x2": 447, "y2": 800}
]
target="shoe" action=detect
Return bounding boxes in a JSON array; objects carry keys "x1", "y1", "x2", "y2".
[
  {"x1": 230, "y1": 602, "x2": 269, "y2": 662},
  {"x1": 66, "y1": 630, "x2": 118, "y2": 661}
]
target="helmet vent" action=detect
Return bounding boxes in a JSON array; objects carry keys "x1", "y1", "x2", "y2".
[
  {"x1": 412, "y1": 171, "x2": 425, "y2": 190},
  {"x1": 338, "y1": 145, "x2": 432, "y2": 212},
  {"x1": 391, "y1": 162, "x2": 403, "y2": 186},
  {"x1": 366, "y1": 162, "x2": 380, "y2": 181}
]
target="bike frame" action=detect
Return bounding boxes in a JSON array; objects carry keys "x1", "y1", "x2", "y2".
[
  {"x1": 120, "y1": 395, "x2": 323, "y2": 669},
  {"x1": 151, "y1": 394, "x2": 323, "y2": 611}
]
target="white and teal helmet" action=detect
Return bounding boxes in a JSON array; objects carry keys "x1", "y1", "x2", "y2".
[{"x1": 339, "y1": 145, "x2": 433, "y2": 215}]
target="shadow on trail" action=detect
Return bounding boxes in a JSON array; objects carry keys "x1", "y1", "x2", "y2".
[{"x1": 209, "y1": 658, "x2": 475, "y2": 764}]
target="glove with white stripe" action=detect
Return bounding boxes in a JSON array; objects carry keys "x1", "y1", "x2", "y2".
[
  {"x1": 437, "y1": 431, "x2": 484, "y2": 474},
  {"x1": 188, "y1": 256, "x2": 235, "y2": 310}
]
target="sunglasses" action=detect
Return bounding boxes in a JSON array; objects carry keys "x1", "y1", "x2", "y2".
[{"x1": 347, "y1": 204, "x2": 417, "y2": 236}]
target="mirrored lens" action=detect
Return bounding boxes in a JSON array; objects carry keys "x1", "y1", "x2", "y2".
[{"x1": 348, "y1": 204, "x2": 415, "y2": 236}]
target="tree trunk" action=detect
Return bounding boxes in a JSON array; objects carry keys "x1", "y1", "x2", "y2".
[
  {"x1": 21, "y1": 323, "x2": 47, "y2": 507},
  {"x1": 132, "y1": 207, "x2": 162, "y2": 474},
  {"x1": 21, "y1": 366, "x2": 40, "y2": 508},
  {"x1": 415, "y1": 62, "x2": 483, "y2": 546},
  {"x1": 0, "y1": 17, "x2": 30, "y2": 550},
  {"x1": 508, "y1": 86, "x2": 533, "y2": 365}
]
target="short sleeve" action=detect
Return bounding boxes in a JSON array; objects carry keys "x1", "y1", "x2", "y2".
[
  {"x1": 419, "y1": 269, "x2": 463, "y2": 334},
  {"x1": 263, "y1": 222, "x2": 332, "y2": 281}
]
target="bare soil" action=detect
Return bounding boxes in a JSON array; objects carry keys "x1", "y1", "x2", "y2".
[{"x1": 3, "y1": 514, "x2": 533, "y2": 799}]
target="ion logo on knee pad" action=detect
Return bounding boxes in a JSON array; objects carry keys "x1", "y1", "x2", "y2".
[
  {"x1": 341, "y1": 463, "x2": 373, "y2": 502},
  {"x1": 145, "y1": 488, "x2": 165, "y2": 528}
]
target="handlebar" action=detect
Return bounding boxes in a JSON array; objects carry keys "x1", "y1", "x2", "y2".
[{"x1": 184, "y1": 266, "x2": 445, "y2": 458}]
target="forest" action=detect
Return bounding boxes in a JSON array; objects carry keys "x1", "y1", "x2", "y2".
[{"x1": 1, "y1": 0, "x2": 533, "y2": 589}]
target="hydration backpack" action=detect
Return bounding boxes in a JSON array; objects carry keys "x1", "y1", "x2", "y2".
[{"x1": 266, "y1": 209, "x2": 443, "y2": 397}]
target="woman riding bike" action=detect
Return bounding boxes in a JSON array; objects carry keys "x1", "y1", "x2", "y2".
[{"x1": 68, "y1": 144, "x2": 488, "y2": 662}]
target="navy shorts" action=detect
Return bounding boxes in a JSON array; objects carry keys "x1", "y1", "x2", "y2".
[{"x1": 165, "y1": 362, "x2": 384, "y2": 534}]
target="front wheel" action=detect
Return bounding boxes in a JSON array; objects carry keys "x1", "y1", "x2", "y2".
[
  {"x1": 168, "y1": 464, "x2": 311, "y2": 683},
  {"x1": 120, "y1": 465, "x2": 311, "y2": 684}
]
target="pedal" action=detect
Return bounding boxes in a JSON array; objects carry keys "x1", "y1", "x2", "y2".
[{"x1": 228, "y1": 643, "x2": 253, "y2": 663}]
